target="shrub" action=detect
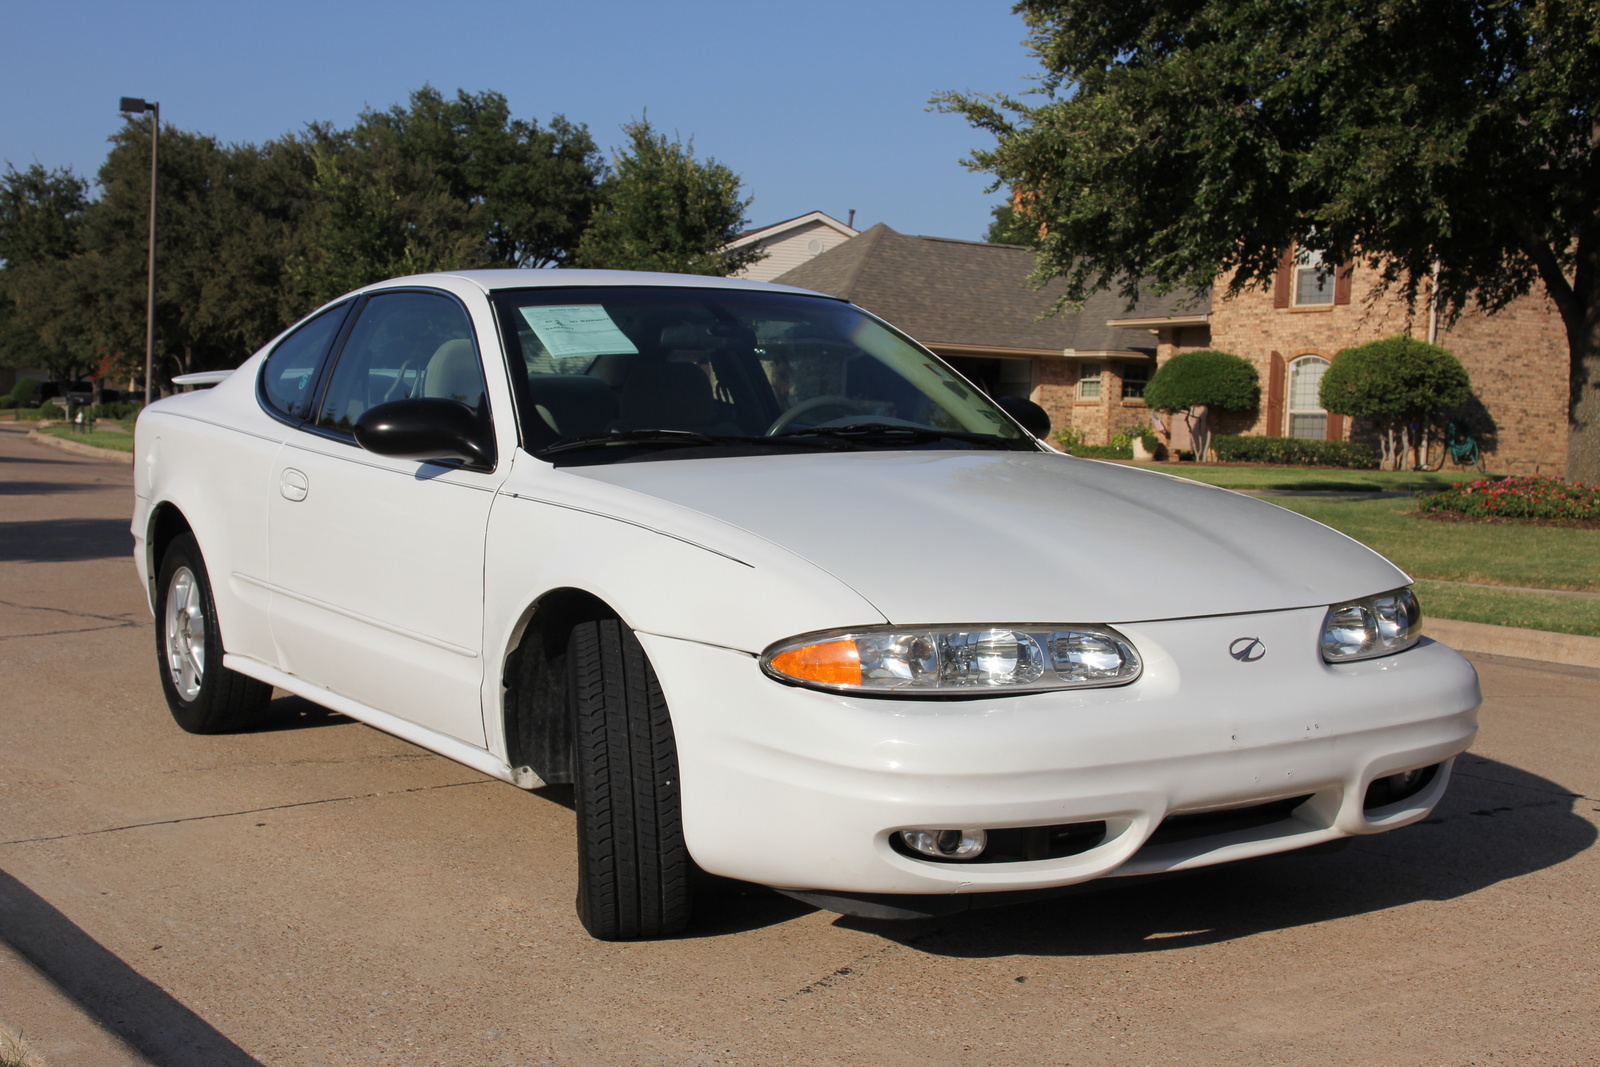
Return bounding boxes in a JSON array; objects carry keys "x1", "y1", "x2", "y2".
[
  {"x1": 1213, "y1": 435, "x2": 1380, "y2": 468},
  {"x1": 1320, "y1": 337, "x2": 1471, "y2": 470},
  {"x1": 1417, "y1": 476, "x2": 1600, "y2": 521},
  {"x1": 8, "y1": 377, "x2": 39, "y2": 405},
  {"x1": 1071, "y1": 443, "x2": 1134, "y2": 459},
  {"x1": 1143, "y1": 350, "x2": 1259, "y2": 460}
]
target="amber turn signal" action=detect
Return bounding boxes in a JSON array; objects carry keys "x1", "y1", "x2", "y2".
[{"x1": 767, "y1": 638, "x2": 862, "y2": 686}]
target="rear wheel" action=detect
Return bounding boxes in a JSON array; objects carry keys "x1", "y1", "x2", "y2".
[
  {"x1": 569, "y1": 617, "x2": 692, "y2": 940},
  {"x1": 155, "y1": 533, "x2": 273, "y2": 733}
]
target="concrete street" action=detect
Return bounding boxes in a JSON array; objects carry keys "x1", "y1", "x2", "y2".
[{"x1": 2, "y1": 424, "x2": 1597, "y2": 1067}]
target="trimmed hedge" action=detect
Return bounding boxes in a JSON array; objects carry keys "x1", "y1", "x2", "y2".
[
  {"x1": 1071, "y1": 443, "x2": 1134, "y2": 459},
  {"x1": 1213, "y1": 435, "x2": 1379, "y2": 468}
]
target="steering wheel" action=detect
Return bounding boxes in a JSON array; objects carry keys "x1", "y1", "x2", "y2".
[{"x1": 766, "y1": 395, "x2": 873, "y2": 434}]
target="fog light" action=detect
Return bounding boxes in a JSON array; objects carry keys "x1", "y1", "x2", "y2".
[{"x1": 899, "y1": 828, "x2": 987, "y2": 860}]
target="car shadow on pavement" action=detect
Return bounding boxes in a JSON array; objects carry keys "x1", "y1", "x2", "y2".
[
  {"x1": 0, "y1": 869, "x2": 266, "y2": 1067},
  {"x1": 0, "y1": 518, "x2": 134, "y2": 562},
  {"x1": 836, "y1": 753, "x2": 1596, "y2": 957},
  {"x1": 251, "y1": 692, "x2": 354, "y2": 731}
]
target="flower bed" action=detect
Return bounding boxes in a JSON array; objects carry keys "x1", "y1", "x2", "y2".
[{"x1": 1417, "y1": 475, "x2": 1600, "y2": 522}]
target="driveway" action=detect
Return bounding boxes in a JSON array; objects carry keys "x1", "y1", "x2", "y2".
[{"x1": 1, "y1": 425, "x2": 1596, "y2": 1067}]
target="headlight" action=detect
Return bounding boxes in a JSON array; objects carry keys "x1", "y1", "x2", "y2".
[
  {"x1": 1321, "y1": 587, "x2": 1422, "y2": 662},
  {"x1": 760, "y1": 626, "x2": 1141, "y2": 697}
]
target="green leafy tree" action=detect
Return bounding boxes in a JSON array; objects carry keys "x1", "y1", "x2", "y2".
[
  {"x1": 575, "y1": 118, "x2": 763, "y2": 275},
  {"x1": 1320, "y1": 337, "x2": 1472, "y2": 470},
  {"x1": 985, "y1": 199, "x2": 1040, "y2": 247},
  {"x1": 1142, "y1": 349, "x2": 1259, "y2": 461},
  {"x1": 0, "y1": 163, "x2": 92, "y2": 380},
  {"x1": 290, "y1": 88, "x2": 606, "y2": 305},
  {"x1": 935, "y1": 0, "x2": 1600, "y2": 482}
]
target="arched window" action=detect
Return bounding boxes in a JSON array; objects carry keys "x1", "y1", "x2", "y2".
[{"x1": 1288, "y1": 356, "x2": 1330, "y2": 439}]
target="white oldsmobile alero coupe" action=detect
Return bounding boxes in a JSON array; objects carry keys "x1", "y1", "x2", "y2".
[{"x1": 133, "y1": 269, "x2": 1481, "y2": 939}]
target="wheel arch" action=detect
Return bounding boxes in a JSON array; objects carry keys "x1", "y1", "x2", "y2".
[
  {"x1": 501, "y1": 587, "x2": 622, "y2": 787},
  {"x1": 145, "y1": 502, "x2": 195, "y2": 609}
]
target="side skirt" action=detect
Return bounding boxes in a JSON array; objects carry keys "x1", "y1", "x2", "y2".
[{"x1": 223, "y1": 653, "x2": 519, "y2": 787}]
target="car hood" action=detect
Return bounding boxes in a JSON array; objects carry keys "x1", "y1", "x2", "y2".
[{"x1": 568, "y1": 450, "x2": 1409, "y2": 625}]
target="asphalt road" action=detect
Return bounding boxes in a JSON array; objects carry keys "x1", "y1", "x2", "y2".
[{"x1": 2, "y1": 425, "x2": 1597, "y2": 1067}]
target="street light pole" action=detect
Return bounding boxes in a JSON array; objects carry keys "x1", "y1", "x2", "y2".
[{"x1": 119, "y1": 97, "x2": 159, "y2": 406}]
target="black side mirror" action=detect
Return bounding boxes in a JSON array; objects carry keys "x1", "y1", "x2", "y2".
[
  {"x1": 996, "y1": 395, "x2": 1052, "y2": 438},
  {"x1": 354, "y1": 398, "x2": 495, "y2": 471}
]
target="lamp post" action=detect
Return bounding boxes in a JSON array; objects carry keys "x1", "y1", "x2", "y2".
[{"x1": 119, "y1": 97, "x2": 159, "y2": 406}]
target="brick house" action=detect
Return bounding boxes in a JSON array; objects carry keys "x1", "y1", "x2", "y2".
[
  {"x1": 775, "y1": 225, "x2": 1571, "y2": 475},
  {"x1": 1115, "y1": 253, "x2": 1571, "y2": 474}
]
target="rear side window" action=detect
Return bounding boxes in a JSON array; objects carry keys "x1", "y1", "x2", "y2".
[{"x1": 260, "y1": 303, "x2": 349, "y2": 420}]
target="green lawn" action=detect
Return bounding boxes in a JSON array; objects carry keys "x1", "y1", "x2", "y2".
[
  {"x1": 1412, "y1": 580, "x2": 1600, "y2": 638},
  {"x1": 1264, "y1": 494, "x2": 1600, "y2": 591},
  {"x1": 1142, "y1": 462, "x2": 1480, "y2": 493},
  {"x1": 36, "y1": 422, "x2": 135, "y2": 452},
  {"x1": 1245, "y1": 487, "x2": 1600, "y2": 637}
]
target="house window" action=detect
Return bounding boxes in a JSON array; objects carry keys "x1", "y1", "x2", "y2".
[
  {"x1": 1077, "y1": 363, "x2": 1102, "y2": 400},
  {"x1": 1294, "y1": 249, "x2": 1335, "y2": 307},
  {"x1": 1120, "y1": 362, "x2": 1150, "y2": 401},
  {"x1": 1288, "y1": 356, "x2": 1330, "y2": 439}
]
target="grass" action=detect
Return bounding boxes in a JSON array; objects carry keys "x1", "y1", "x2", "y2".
[
  {"x1": 1121, "y1": 461, "x2": 1600, "y2": 636},
  {"x1": 1265, "y1": 494, "x2": 1600, "y2": 591},
  {"x1": 1142, "y1": 462, "x2": 1478, "y2": 493},
  {"x1": 35, "y1": 422, "x2": 135, "y2": 452},
  {"x1": 1413, "y1": 580, "x2": 1600, "y2": 638},
  {"x1": 0, "y1": 1024, "x2": 44, "y2": 1067}
]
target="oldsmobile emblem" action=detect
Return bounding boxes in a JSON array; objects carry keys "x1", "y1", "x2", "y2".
[{"x1": 1229, "y1": 637, "x2": 1266, "y2": 662}]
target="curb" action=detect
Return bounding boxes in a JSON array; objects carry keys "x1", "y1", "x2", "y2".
[
  {"x1": 1423, "y1": 617, "x2": 1600, "y2": 671},
  {"x1": 0, "y1": 941, "x2": 157, "y2": 1067},
  {"x1": 24, "y1": 430, "x2": 133, "y2": 464}
]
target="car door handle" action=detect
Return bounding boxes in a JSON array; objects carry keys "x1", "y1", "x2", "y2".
[{"x1": 280, "y1": 467, "x2": 309, "y2": 502}]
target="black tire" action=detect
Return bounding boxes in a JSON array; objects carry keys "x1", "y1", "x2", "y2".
[
  {"x1": 155, "y1": 532, "x2": 273, "y2": 734},
  {"x1": 570, "y1": 617, "x2": 692, "y2": 940}
]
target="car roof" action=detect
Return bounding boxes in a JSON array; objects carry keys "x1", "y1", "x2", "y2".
[{"x1": 366, "y1": 268, "x2": 832, "y2": 299}]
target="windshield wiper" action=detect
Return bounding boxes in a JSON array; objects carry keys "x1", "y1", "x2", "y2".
[
  {"x1": 536, "y1": 428, "x2": 854, "y2": 457},
  {"x1": 777, "y1": 423, "x2": 1031, "y2": 449}
]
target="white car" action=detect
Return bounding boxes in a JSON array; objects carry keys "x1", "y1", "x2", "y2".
[{"x1": 134, "y1": 270, "x2": 1480, "y2": 939}]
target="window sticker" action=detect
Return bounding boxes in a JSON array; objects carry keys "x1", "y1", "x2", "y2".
[{"x1": 518, "y1": 305, "x2": 639, "y2": 359}]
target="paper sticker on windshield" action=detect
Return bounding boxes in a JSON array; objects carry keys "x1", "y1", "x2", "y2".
[{"x1": 519, "y1": 305, "x2": 639, "y2": 358}]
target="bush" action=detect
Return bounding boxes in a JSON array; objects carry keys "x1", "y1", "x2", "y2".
[
  {"x1": 1213, "y1": 435, "x2": 1380, "y2": 468},
  {"x1": 87, "y1": 401, "x2": 140, "y2": 419},
  {"x1": 1143, "y1": 350, "x2": 1259, "y2": 460},
  {"x1": 1320, "y1": 337, "x2": 1471, "y2": 469},
  {"x1": 1072, "y1": 443, "x2": 1134, "y2": 459},
  {"x1": 1417, "y1": 475, "x2": 1600, "y2": 521},
  {"x1": 8, "y1": 377, "x2": 39, "y2": 405}
]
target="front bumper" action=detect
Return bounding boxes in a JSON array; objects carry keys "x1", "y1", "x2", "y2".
[{"x1": 637, "y1": 606, "x2": 1480, "y2": 896}]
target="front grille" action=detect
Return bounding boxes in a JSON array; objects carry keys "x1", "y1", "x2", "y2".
[{"x1": 1143, "y1": 794, "x2": 1314, "y2": 848}]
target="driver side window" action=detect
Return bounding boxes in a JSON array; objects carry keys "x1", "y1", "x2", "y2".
[{"x1": 315, "y1": 291, "x2": 485, "y2": 435}]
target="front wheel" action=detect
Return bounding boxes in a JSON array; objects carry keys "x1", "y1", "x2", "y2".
[
  {"x1": 570, "y1": 618, "x2": 692, "y2": 940},
  {"x1": 155, "y1": 533, "x2": 273, "y2": 733}
]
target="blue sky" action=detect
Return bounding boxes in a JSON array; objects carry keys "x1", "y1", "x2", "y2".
[{"x1": 0, "y1": 1, "x2": 1041, "y2": 241}]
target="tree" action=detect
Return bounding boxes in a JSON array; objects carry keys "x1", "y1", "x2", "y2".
[
  {"x1": 0, "y1": 164, "x2": 92, "y2": 379},
  {"x1": 985, "y1": 198, "x2": 1041, "y2": 247},
  {"x1": 936, "y1": 0, "x2": 1600, "y2": 482},
  {"x1": 1320, "y1": 337, "x2": 1472, "y2": 470},
  {"x1": 289, "y1": 88, "x2": 607, "y2": 306},
  {"x1": 1141, "y1": 349, "x2": 1259, "y2": 461},
  {"x1": 575, "y1": 118, "x2": 763, "y2": 275}
]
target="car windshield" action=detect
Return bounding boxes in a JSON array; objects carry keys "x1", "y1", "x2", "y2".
[{"x1": 490, "y1": 287, "x2": 1034, "y2": 463}]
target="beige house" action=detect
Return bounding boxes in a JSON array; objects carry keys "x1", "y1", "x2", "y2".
[{"x1": 728, "y1": 211, "x2": 858, "y2": 283}]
